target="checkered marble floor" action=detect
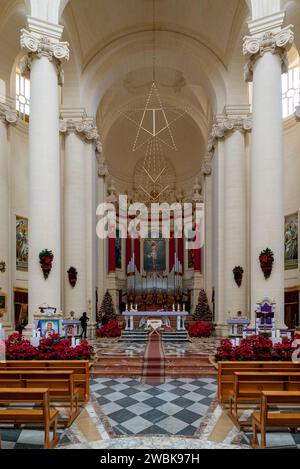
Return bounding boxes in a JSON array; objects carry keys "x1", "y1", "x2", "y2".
[{"x1": 91, "y1": 377, "x2": 218, "y2": 436}]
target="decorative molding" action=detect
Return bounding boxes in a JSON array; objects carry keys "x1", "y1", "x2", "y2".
[
  {"x1": 59, "y1": 117, "x2": 102, "y2": 152},
  {"x1": 20, "y1": 29, "x2": 69, "y2": 85},
  {"x1": 211, "y1": 115, "x2": 252, "y2": 140},
  {"x1": 295, "y1": 106, "x2": 300, "y2": 122},
  {"x1": 200, "y1": 159, "x2": 212, "y2": 177},
  {"x1": 0, "y1": 103, "x2": 18, "y2": 126},
  {"x1": 243, "y1": 25, "x2": 294, "y2": 82},
  {"x1": 97, "y1": 155, "x2": 109, "y2": 178}
]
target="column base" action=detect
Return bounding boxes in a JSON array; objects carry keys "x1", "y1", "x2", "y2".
[{"x1": 214, "y1": 324, "x2": 229, "y2": 338}]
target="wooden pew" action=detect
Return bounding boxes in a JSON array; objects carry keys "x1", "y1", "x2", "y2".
[
  {"x1": 218, "y1": 361, "x2": 300, "y2": 403},
  {"x1": 229, "y1": 372, "x2": 300, "y2": 427},
  {"x1": 0, "y1": 370, "x2": 80, "y2": 426},
  {"x1": 0, "y1": 360, "x2": 90, "y2": 402},
  {"x1": 0, "y1": 388, "x2": 59, "y2": 449},
  {"x1": 251, "y1": 391, "x2": 300, "y2": 449}
]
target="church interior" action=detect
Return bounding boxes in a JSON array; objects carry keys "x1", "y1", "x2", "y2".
[{"x1": 0, "y1": 0, "x2": 300, "y2": 452}]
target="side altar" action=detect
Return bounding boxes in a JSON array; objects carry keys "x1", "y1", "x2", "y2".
[{"x1": 122, "y1": 310, "x2": 189, "y2": 331}]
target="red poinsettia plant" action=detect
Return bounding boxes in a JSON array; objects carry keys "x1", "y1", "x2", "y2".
[
  {"x1": 5, "y1": 333, "x2": 94, "y2": 361},
  {"x1": 96, "y1": 320, "x2": 122, "y2": 338},
  {"x1": 215, "y1": 334, "x2": 298, "y2": 362},
  {"x1": 233, "y1": 266, "x2": 244, "y2": 287},
  {"x1": 67, "y1": 266, "x2": 78, "y2": 288},
  {"x1": 39, "y1": 249, "x2": 54, "y2": 279},
  {"x1": 189, "y1": 321, "x2": 213, "y2": 338},
  {"x1": 259, "y1": 248, "x2": 274, "y2": 279}
]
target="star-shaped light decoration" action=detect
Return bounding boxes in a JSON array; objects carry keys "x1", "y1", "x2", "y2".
[{"x1": 120, "y1": 81, "x2": 187, "y2": 154}]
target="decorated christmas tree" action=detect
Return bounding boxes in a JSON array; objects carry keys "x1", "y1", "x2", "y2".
[
  {"x1": 193, "y1": 289, "x2": 212, "y2": 322},
  {"x1": 97, "y1": 291, "x2": 116, "y2": 325}
]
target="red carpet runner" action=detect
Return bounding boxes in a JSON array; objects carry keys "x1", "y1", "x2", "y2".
[{"x1": 142, "y1": 334, "x2": 165, "y2": 385}]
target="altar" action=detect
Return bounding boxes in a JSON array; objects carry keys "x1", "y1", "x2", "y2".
[{"x1": 122, "y1": 311, "x2": 189, "y2": 331}]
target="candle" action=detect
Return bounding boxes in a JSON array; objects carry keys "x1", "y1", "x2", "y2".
[{"x1": 71, "y1": 337, "x2": 76, "y2": 348}]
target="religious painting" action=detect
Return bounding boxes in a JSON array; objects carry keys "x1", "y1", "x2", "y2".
[
  {"x1": 143, "y1": 238, "x2": 166, "y2": 273},
  {"x1": 38, "y1": 318, "x2": 60, "y2": 338},
  {"x1": 115, "y1": 229, "x2": 122, "y2": 269},
  {"x1": 16, "y1": 216, "x2": 28, "y2": 272},
  {"x1": 285, "y1": 213, "x2": 298, "y2": 270}
]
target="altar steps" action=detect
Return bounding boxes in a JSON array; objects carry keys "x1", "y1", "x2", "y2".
[
  {"x1": 91, "y1": 354, "x2": 216, "y2": 378},
  {"x1": 119, "y1": 330, "x2": 189, "y2": 343}
]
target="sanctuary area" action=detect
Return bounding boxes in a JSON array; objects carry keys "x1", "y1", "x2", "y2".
[{"x1": 0, "y1": 0, "x2": 300, "y2": 452}]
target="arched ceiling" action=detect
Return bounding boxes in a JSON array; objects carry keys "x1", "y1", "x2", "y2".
[{"x1": 65, "y1": 0, "x2": 247, "y2": 69}]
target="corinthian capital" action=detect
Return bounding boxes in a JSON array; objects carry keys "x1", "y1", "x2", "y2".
[
  {"x1": 20, "y1": 29, "x2": 69, "y2": 84},
  {"x1": 200, "y1": 159, "x2": 212, "y2": 177},
  {"x1": 59, "y1": 116, "x2": 103, "y2": 151},
  {"x1": 243, "y1": 25, "x2": 294, "y2": 82},
  {"x1": 0, "y1": 102, "x2": 18, "y2": 126},
  {"x1": 97, "y1": 155, "x2": 109, "y2": 178},
  {"x1": 211, "y1": 116, "x2": 252, "y2": 141}
]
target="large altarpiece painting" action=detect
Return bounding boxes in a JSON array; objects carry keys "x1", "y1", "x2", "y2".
[{"x1": 143, "y1": 238, "x2": 166, "y2": 273}]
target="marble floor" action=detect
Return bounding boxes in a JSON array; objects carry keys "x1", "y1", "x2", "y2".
[
  {"x1": 94, "y1": 338, "x2": 219, "y2": 358},
  {"x1": 1, "y1": 376, "x2": 299, "y2": 449}
]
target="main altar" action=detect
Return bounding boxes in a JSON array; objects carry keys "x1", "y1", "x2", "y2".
[{"x1": 122, "y1": 310, "x2": 189, "y2": 332}]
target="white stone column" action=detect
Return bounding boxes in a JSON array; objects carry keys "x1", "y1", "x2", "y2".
[
  {"x1": 20, "y1": 19, "x2": 69, "y2": 323},
  {"x1": 221, "y1": 107, "x2": 251, "y2": 319},
  {"x1": 210, "y1": 130, "x2": 226, "y2": 332},
  {"x1": 243, "y1": 14, "x2": 294, "y2": 327},
  {"x1": 97, "y1": 155, "x2": 109, "y2": 315},
  {"x1": 60, "y1": 109, "x2": 89, "y2": 317},
  {"x1": 201, "y1": 158, "x2": 213, "y2": 310},
  {"x1": 0, "y1": 102, "x2": 17, "y2": 332}
]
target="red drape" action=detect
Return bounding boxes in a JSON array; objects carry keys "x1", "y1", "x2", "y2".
[
  {"x1": 177, "y1": 236, "x2": 184, "y2": 274},
  {"x1": 134, "y1": 237, "x2": 141, "y2": 272},
  {"x1": 194, "y1": 247, "x2": 201, "y2": 272},
  {"x1": 108, "y1": 237, "x2": 116, "y2": 273},
  {"x1": 169, "y1": 234, "x2": 175, "y2": 272}
]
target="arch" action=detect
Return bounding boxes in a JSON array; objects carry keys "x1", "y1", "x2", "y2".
[{"x1": 80, "y1": 30, "x2": 227, "y2": 118}]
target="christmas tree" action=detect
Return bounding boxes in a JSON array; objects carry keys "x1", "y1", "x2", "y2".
[
  {"x1": 97, "y1": 291, "x2": 116, "y2": 325},
  {"x1": 193, "y1": 289, "x2": 212, "y2": 322}
]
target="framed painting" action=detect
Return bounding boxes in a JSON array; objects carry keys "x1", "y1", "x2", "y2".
[
  {"x1": 16, "y1": 216, "x2": 28, "y2": 272},
  {"x1": 143, "y1": 238, "x2": 166, "y2": 273},
  {"x1": 285, "y1": 213, "x2": 298, "y2": 270},
  {"x1": 39, "y1": 318, "x2": 60, "y2": 338}
]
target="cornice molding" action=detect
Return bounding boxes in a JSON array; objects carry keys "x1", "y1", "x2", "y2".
[
  {"x1": 20, "y1": 29, "x2": 70, "y2": 85},
  {"x1": 243, "y1": 25, "x2": 294, "y2": 82}
]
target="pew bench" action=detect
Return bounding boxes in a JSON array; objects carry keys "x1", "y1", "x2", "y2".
[
  {"x1": 228, "y1": 372, "x2": 300, "y2": 428},
  {"x1": 251, "y1": 391, "x2": 300, "y2": 449},
  {"x1": 0, "y1": 360, "x2": 90, "y2": 402},
  {"x1": 218, "y1": 361, "x2": 300, "y2": 403},
  {"x1": 0, "y1": 370, "x2": 80, "y2": 426},
  {"x1": 0, "y1": 388, "x2": 59, "y2": 449}
]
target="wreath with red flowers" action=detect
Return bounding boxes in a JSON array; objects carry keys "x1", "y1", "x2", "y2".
[
  {"x1": 233, "y1": 266, "x2": 244, "y2": 287},
  {"x1": 67, "y1": 266, "x2": 78, "y2": 288},
  {"x1": 259, "y1": 248, "x2": 274, "y2": 279},
  {"x1": 39, "y1": 249, "x2": 54, "y2": 279}
]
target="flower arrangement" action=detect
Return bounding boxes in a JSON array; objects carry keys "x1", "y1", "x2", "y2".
[
  {"x1": 39, "y1": 249, "x2": 54, "y2": 279},
  {"x1": 233, "y1": 266, "x2": 244, "y2": 287},
  {"x1": 67, "y1": 266, "x2": 78, "y2": 288},
  {"x1": 96, "y1": 320, "x2": 122, "y2": 338},
  {"x1": 5, "y1": 333, "x2": 94, "y2": 361},
  {"x1": 215, "y1": 335, "x2": 298, "y2": 362},
  {"x1": 259, "y1": 248, "x2": 274, "y2": 279},
  {"x1": 189, "y1": 321, "x2": 213, "y2": 338}
]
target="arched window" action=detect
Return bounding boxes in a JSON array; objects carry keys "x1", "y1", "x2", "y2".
[
  {"x1": 282, "y1": 65, "x2": 300, "y2": 119},
  {"x1": 16, "y1": 69, "x2": 30, "y2": 121}
]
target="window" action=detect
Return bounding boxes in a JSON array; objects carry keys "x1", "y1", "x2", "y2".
[
  {"x1": 282, "y1": 66, "x2": 300, "y2": 119},
  {"x1": 16, "y1": 70, "x2": 30, "y2": 120}
]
